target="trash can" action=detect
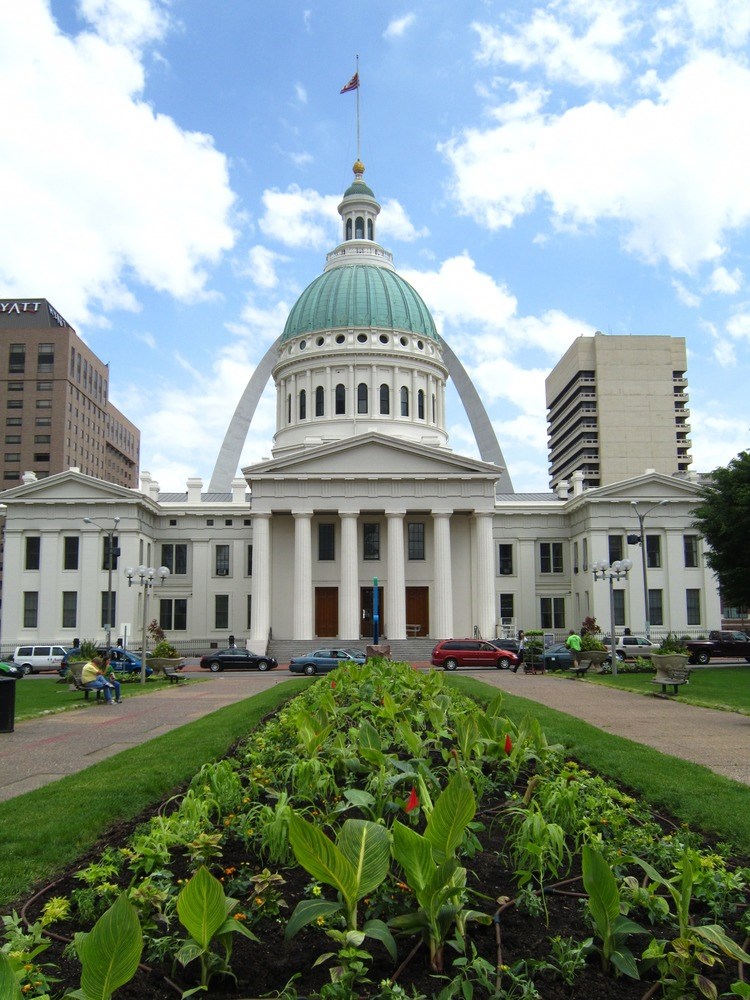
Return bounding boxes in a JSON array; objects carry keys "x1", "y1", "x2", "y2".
[{"x1": 0, "y1": 677, "x2": 16, "y2": 733}]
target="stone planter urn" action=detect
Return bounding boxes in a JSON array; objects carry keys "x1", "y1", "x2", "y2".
[
  {"x1": 651, "y1": 653, "x2": 690, "y2": 671},
  {"x1": 579, "y1": 649, "x2": 609, "y2": 669},
  {"x1": 146, "y1": 657, "x2": 185, "y2": 674}
]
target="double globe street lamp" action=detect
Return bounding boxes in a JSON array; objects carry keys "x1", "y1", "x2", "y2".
[
  {"x1": 591, "y1": 558, "x2": 633, "y2": 677},
  {"x1": 83, "y1": 515, "x2": 120, "y2": 650},
  {"x1": 124, "y1": 565, "x2": 170, "y2": 684},
  {"x1": 630, "y1": 500, "x2": 669, "y2": 641}
]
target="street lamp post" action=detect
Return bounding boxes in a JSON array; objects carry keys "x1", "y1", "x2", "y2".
[
  {"x1": 84, "y1": 516, "x2": 120, "y2": 650},
  {"x1": 592, "y1": 559, "x2": 632, "y2": 677},
  {"x1": 630, "y1": 500, "x2": 669, "y2": 641},
  {"x1": 124, "y1": 565, "x2": 170, "y2": 684}
]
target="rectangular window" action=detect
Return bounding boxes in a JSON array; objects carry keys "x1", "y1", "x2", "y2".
[
  {"x1": 5, "y1": 453, "x2": 20, "y2": 462},
  {"x1": 646, "y1": 535, "x2": 661, "y2": 569},
  {"x1": 35, "y1": 417, "x2": 51, "y2": 426},
  {"x1": 318, "y1": 523, "x2": 335, "y2": 561},
  {"x1": 540, "y1": 596, "x2": 566, "y2": 629},
  {"x1": 36, "y1": 381, "x2": 52, "y2": 391},
  {"x1": 582, "y1": 538, "x2": 588, "y2": 572},
  {"x1": 8, "y1": 381, "x2": 23, "y2": 391},
  {"x1": 498, "y1": 543, "x2": 513, "y2": 576},
  {"x1": 215, "y1": 594, "x2": 229, "y2": 630},
  {"x1": 9, "y1": 343, "x2": 25, "y2": 373},
  {"x1": 6, "y1": 417, "x2": 22, "y2": 426},
  {"x1": 648, "y1": 588, "x2": 663, "y2": 626},
  {"x1": 408, "y1": 522, "x2": 425, "y2": 560},
  {"x1": 25, "y1": 536, "x2": 40, "y2": 570},
  {"x1": 684, "y1": 535, "x2": 699, "y2": 568},
  {"x1": 62, "y1": 591, "x2": 77, "y2": 629},
  {"x1": 100, "y1": 591, "x2": 116, "y2": 628},
  {"x1": 246, "y1": 544, "x2": 253, "y2": 576},
  {"x1": 161, "y1": 543, "x2": 187, "y2": 575},
  {"x1": 160, "y1": 598, "x2": 187, "y2": 631},
  {"x1": 686, "y1": 589, "x2": 701, "y2": 626},
  {"x1": 23, "y1": 591, "x2": 38, "y2": 628},
  {"x1": 33, "y1": 453, "x2": 50, "y2": 463},
  {"x1": 608, "y1": 534, "x2": 624, "y2": 563},
  {"x1": 34, "y1": 434, "x2": 51, "y2": 444},
  {"x1": 7, "y1": 400, "x2": 23, "y2": 409},
  {"x1": 573, "y1": 540, "x2": 579, "y2": 573},
  {"x1": 498, "y1": 593, "x2": 514, "y2": 623},
  {"x1": 247, "y1": 594, "x2": 252, "y2": 631},
  {"x1": 539, "y1": 541, "x2": 563, "y2": 574},
  {"x1": 36, "y1": 399, "x2": 52, "y2": 409},
  {"x1": 613, "y1": 589, "x2": 626, "y2": 627},
  {"x1": 63, "y1": 536, "x2": 79, "y2": 570},
  {"x1": 363, "y1": 522, "x2": 380, "y2": 560},
  {"x1": 103, "y1": 536, "x2": 119, "y2": 570},
  {"x1": 215, "y1": 544, "x2": 230, "y2": 576},
  {"x1": 37, "y1": 342, "x2": 54, "y2": 372},
  {"x1": 5, "y1": 435, "x2": 21, "y2": 444}
]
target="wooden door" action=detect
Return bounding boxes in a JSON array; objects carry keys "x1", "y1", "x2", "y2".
[
  {"x1": 315, "y1": 587, "x2": 338, "y2": 637},
  {"x1": 360, "y1": 586, "x2": 384, "y2": 639},
  {"x1": 405, "y1": 587, "x2": 429, "y2": 636}
]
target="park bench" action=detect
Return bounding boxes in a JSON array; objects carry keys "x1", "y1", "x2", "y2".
[
  {"x1": 651, "y1": 664, "x2": 691, "y2": 696},
  {"x1": 68, "y1": 672, "x2": 105, "y2": 702},
  {"x1": 163, "y1": 666, "x2": 187, "y2": 684},
  {"x1": 406, "y1": 624, "x2": 421, "y2": 638},
  {"x1": 568, "y1": 663, "x2": 591, "y2": 679}
]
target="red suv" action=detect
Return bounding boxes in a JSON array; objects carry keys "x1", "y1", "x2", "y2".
[{"x1": 431, "y1": 639, "x2": 519, "y2": 671}]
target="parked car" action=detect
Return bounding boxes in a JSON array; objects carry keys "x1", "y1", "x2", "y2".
[
  {"x1": 602, "y1": 636, "x2": 659, "y2": 662},
  {"x1": 541, "y1": 643, "x2": 577, "y2": 671},
  {"x1": 288, "y1": 648, "x2": 366, "y2": 675},
  {"x1": 199, "y1": 648, "x2": 278, "y2": 672},
  {"x1": 13, "y1": 644, "x2": 69, "y2": 674},
  {"x1": 0, "y1": 659, "x2": 25, "y2": 680},
  {"x1": 60, "y1": 647, "x2": 153, "y2": 676},
  {"x1": 488, "y1": 637, "x2": 522, "y2": 656},
  {"x1": 431, "y1": 639, "x2": 519, "y2": 671},
  {"x1": 685, "y1": 630, "x2": 750, "y2": 664}
]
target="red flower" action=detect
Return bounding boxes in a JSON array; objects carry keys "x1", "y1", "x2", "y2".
[
  {"x1": 504, "y1": 734, "x2": 513, "y2": 754},
  {"x1": 405, "y1": 787, "x2": 419, "y2": 813},
  {"x1": 330, "y1": 681, "x2": 336, "y2": 688}
]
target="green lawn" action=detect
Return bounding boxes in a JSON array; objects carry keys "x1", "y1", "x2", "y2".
[
  {"x1": 581, "y1": 665, "x2": 750, "y2": 714},
  {"x1": 10, "y1": 674, "x2": 204, "y2": 722}
]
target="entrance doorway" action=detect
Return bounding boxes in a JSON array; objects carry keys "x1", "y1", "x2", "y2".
[
  {"x1": 360, "y1": 586, "x2": 384, "y2": 639},
  {"x1": 405, "y1": 587, "x2": 429, "y2": 636},
  {"x1": 315, "y1": 587, "x2": 338, "y2": 637}
]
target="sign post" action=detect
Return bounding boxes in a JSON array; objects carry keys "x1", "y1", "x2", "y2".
[{"x1": 372, "y1": 577, "x2": 379, "y2": 645}]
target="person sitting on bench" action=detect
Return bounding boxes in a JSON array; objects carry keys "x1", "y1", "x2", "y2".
[{"x1": 81, "y1": 656, "x2": 118, "y2": 705}]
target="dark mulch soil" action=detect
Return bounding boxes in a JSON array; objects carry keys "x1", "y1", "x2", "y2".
[{"x1": 16, "y1": 785, "x2": 747, "y2": 1000}]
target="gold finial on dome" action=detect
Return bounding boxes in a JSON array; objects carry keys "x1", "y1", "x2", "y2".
[{"x1": 353, "y1": 159, "x2": 365, "y2": 179}]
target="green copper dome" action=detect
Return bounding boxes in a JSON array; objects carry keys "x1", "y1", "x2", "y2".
[
  {"x1": 281, "y1": 264, "x2": 439, "y2": 342},
  {"x1": 343, "y1": 179, "x2": 375, "y2": 198}
]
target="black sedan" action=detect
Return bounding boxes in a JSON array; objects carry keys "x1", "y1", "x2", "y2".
[{"x1": 199, "y1": 648, "x2": 278, "y2": 672}]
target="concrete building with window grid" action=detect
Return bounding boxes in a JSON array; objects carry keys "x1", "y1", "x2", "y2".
[
  {"x1": 545, "y1": 333, "x2": 692, "y2": 491},
  {"x1": 0, "y1": 168, "x2": 720, "y2": 655}
]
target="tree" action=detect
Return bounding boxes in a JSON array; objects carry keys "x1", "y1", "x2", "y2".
[{"x1": 692, "y1": 450, "x2": 750, "y2": 608}]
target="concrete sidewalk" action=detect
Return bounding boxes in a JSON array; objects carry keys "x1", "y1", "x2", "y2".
[{"x1": 0, "y1": 667, "x2": 748, "y2": 802}]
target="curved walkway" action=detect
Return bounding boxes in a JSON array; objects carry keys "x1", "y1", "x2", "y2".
[{"x1": 0, "y1": 667, "x2": 748, "y2": 802}]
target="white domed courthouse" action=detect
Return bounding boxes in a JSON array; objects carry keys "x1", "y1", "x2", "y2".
[{"x1": 0, "y1": 164, "x2": 720, "y2": 655}]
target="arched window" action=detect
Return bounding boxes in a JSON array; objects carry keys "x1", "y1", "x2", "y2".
[
  {"x1": 357, "y1": 382, "x2": 368, "y2": 414},
  {"x1": 287, "y1": 393, "x2": 291, "y2": 423},
  {"x1": 417, "y1": 389, "x2": 425, "y2": 419},
  {"x1": 346, "y1": 219, "x2": 352, "y2": 240},
  {"x1": 299, "y1": 389, "x2": 306, "y2": 420},
  {"x1": 367, "y1": 219, "x2": 373, "y2": 240},
  {"x1": 315, "y1": 386, "x2": 324, "y2": 417},
  {"x1": 335, "y1": 383, "x2": 346, "y2": 415},
  {"x1": 379, "y1": 383, "x2": 390, "y2": 414},
  {"x1": 355, "y1": 216, "x2": 364, "y2": 239},
  {"x1": 432, "y1": 393, "x2": 436, "y2": 423},
  {"x1": 400, "y1": 386, "x2": 409, "y2": 417}
]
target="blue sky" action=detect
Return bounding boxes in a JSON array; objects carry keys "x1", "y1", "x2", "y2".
[{"x1": 3, "y1": 0, "x2": 749, "y2": 492}]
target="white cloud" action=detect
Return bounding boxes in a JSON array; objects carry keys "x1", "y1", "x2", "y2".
[
  {"x1": 294, "y1": 82, "x2": 308, "y2": 104},
  {"x1": 706, "y1": 265, "x2": 742, "y2": 295},
  {"x1": 689, "y1": 408, "x2": 748, "y2": 472},
  {"x1": 726, "y1": 310, "x2": 750, "y2": 342},
  {"x1": 442, "y1": 51, "x2": 750, "y2": 272},
  {"x1": 245, "y1": 246, "x2": 289, "y2": 290},
  {"x1": 135, "y1": 331, "x2": 157, "y2": 349},
  {"x1": 472, "y1": 1, "x2": 633, "y2": 87},
  {"x1": 653, "y1": 0, "x2": 750, "y2": 51},
  {"x1": 78, "y1": 0, "x2": 171, "y2": 48},
  {"x1": 384, "y1": 13, "x2": 416, "y2": 40},
  {"x1": 378, "y1": 199, "x2": 429, "y2": 242},
  {"x1": 0, "y1": 0, "x2": 236, "y2": 326},
  {"x1": 672, "y1": 280, "x2": 700, "y2": 307},
  {"x1": 258, "y1": 186, "x2": 340, "y2": 248}
]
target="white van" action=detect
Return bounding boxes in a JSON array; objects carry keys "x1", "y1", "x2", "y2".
[{"x1": 13, "y1": 645, "x2": 69, "y2": 674}]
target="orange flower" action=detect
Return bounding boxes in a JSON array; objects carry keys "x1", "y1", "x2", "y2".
[
  {"x1": 504, "y1": 734, "x2": 513, "y2": 754},
  {"x1": 405, "y1": 787, "x2": 419, "y2": 813}
]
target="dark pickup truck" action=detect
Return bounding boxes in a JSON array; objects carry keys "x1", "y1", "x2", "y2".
[{"x1": 685, "y1": 630, "x2": 750, "y2": 664}]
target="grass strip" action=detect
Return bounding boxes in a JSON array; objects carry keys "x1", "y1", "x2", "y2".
[
  {"x1": 582, "y1": 667, "x2": 750, "y2": 715},
  {"x1": 449, "y1": 676, "x2": 750, "y2": 856},
  {"x1": 0, "y1": 680, "x2": 306, "y2": 907},
  {"x1": 11, "y1": 675, "x2": 206, "y2": 722}
]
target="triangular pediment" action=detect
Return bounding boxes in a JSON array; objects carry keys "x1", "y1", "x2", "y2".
[
  {"x1": 570, "y1": 471, "x2": 704, "y2": 507},
  {"x1": 0, "y1": 470, "x2": 146, "y2": 506},
  {"x1": 243, "y1": 433, "x2": 503, "y2": 481}
]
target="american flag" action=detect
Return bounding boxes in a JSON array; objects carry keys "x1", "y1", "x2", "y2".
[{"x1": 340, "y1": 72, "x2": 359, "y2": 94}]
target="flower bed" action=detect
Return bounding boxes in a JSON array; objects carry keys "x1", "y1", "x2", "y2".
[{"x1": 4, "y1": 660, "x2": 750, "y2": 999}]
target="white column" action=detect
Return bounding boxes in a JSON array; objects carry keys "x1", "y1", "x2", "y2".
[
  {"x1": 433, "y1": 511, "x2": 453, "y2": 638},
  {"x1": 474, "y1": 511, "x2": 495, "y2": 638},
  {"x1": 293, "y1": 510, "x2": 313, "y2": 640},
  {"x1": 250, "y1": 513, "x2": 271, "y2": 643},
  {"x1": 339, "y1": 511, "x2": 360, "y2": 640},
  {"x1": 386, "y1": 511, "x2": 406, "y2": 639}
]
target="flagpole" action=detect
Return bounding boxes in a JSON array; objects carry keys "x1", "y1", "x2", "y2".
[{"x1": 355, "y1": 54, "x2": 360, "y2": 160}]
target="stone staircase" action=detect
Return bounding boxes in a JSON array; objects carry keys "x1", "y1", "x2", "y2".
[{"x1": 267, "y1": 638, "x2": 435, "y2": 666}]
